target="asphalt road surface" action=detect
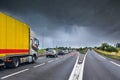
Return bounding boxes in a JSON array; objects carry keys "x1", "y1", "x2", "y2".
[
  {"x1": 83, "y1": 50, "x2": 120, "y2": 80},
  {"x1": 0, "y1": 52, "x2": 78, "y2": 80}
]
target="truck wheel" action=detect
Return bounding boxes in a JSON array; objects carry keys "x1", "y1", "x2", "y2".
[
  {"x1": 32, "y1": 56, "x2": 36, "y2": 63},
  {"x1": 6, "y1": 58, "x2": 20, "y2": 68},
  {"x1": 46, "y1": 55, "x2": 49, "y2": 58},
  {"x1": 54, "y1": 55, "x2": 57, "y2": 58},
  {"x1": 12, "y1": 58, "x2": 20, "y2": 68},
  {"x1": 56, "y1": 55, "x2": 57, "y2": 57}
]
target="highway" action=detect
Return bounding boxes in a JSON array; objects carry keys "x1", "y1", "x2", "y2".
[
  {"x1": 83, "y1": 50, "x2": 120, "y2": 80},
  {"x1": 2, "y1": 50, "x2": 120, "y2": 80},
  {"x1": 0, "y1": 53, "x2": 77, "y2": 80}
]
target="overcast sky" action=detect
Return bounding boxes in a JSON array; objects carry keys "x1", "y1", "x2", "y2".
[{"x1": 0, "y1": 0, "x2": 120, "y2": 48}]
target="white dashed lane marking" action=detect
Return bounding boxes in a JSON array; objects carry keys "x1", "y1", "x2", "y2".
[
  {"x1": 0, "y1": 57, "x2": 62, "y2": 79},
  {"x1": 55, "y1": 58, "x2": 59, "y2": 60},
  {"x1": 33, "y1": 63, "x2": 45, "y2": 68},
  {"x1": 1, "y1": 69, "x2": 29, "y2": 79},
  {"x1": 48, "y1": 60, "x2": 54, "y2": 63}
]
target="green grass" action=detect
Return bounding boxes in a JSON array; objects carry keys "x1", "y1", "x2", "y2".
[
  {"x1": 37, "y1": 48, "x2": 60, "y2": 56},
  {"x1": 38, "y1": 49, "x2": 45, "y2": 56},
  {"x1": 79, "y1": 49, "x2": 88, "y2": 54},
  {"x1": 95, "y1": 49, "x2": 120, "y2": 61},
  {"x1": 55, "y1": 48, "x2": 60, "y2": 53}
]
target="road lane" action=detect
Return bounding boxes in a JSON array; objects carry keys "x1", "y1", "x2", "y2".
[
  {"x1": 0, "y1": 53, "x2": 78, "y2": 80},
  {"x1": 1, "y1": 69, "x2": 29, "y2": 79},
  {"x1": 0, "y1": 56, "x2": 54, "y2": 77},
  {"x1": 83, "y1": 50, "x2": 120, "y2": 80},
  {"x1": 33, "y1": 63, "x2": 46, "y2": 68}
]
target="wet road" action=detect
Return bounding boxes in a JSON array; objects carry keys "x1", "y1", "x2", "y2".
[
  {"x1": 0, "y1": 52, "x2": 78, "y2": 80},
  {"x1": 83, "y1": 50, "x2": 120, "y2": 80}
]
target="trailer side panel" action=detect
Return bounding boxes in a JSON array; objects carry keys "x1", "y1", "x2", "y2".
[{"x1": 0, "y1": 12, "x2": 30, "y2": 61}]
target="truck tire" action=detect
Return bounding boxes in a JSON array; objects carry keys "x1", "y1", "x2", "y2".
[
  {"x1": 32, "y1": 55, "x2": 37, "y2": 63},
  {"x1": 56, "y1": 55, "x2": 58, "y2": 57},
  {"x1": 54, "y1": 55, "x2": 57, "y2": 58},
  {"x1": 46, "y1": 55, "x2": 49, "y2": 58},
  {"x1": 5, "y1": 58, "x2": 20, "y2": 68},
  {"x1": 12, "y1": 58, "x2": 20, "y2": 68}
]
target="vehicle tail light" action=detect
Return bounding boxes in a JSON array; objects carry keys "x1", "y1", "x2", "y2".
[{"x1": 6, "y1": 59, "x2": 12, "y2": 62}]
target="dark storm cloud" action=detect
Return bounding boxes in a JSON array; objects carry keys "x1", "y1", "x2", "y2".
[{"x1": 0, "y1": 0, "x2": 120, "y2": 47}]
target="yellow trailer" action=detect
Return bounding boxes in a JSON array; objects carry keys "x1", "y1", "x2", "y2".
[{"x1": 0, "y1": 12, "x2": 39, "y2": 68}]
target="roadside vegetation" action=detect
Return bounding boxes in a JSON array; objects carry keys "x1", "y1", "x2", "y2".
[
  {"x1": 94, "y1": 43, "x2": 120, "y2": 61},
  {"x1": 77, "y1": 47, "x2": 88, "y2": 54},
  {"x1": 38, "y1": 49, "x2": 45, "y2": 56}
]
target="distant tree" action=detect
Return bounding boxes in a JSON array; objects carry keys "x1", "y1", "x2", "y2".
[
  {"x1": 69, "y1": 47, "x2": 71, "y2": 49},
  {"x1": 65, "y1": 47, "x2": 67, "y2": 50},
  {"x1": 99, "y1": 43, "x2": 118, "y2": 52},
  {"x1": 46, "y1": 48, "x2": 49, "y2": 51},
  {"x1": 116, "y1": 43, "x2": 120, "y2": 48},
  {"x1": 94, "y1": 46, "x2": 97, "y2": 48}
]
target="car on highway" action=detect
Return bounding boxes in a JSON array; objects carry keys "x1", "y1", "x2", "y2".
[
  {"x1": 64, "y1": 50, "x2": 69, "y2": 54},
  {"x1": 46, "y1": 49, "x2": 58, "y2": 58},
  {"x1": 58, "y1": 50, "x2": 65, "y2": 55}
]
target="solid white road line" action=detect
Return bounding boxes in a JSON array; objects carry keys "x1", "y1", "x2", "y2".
[
  {"x1": 1, "y1": 69, "x2": 29, "y2": 79},
  {"x1": 78, "y1": 52, "x2": 87, "y2": 80},
  {"x1": 33, "y1": 63, "x2": 45, "y2": 68},
  {"x1": 68, "y1": 55, "x2": 79, "y2": 80},
  {"x1": 48, "y1": 60, "x2": 54, "y2": 63},
  {"x1": 110, "y1": 61, "x2": 120, "y2": 67}
]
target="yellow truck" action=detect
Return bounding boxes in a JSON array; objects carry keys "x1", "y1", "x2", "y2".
[{"x1": 0, "y1": 12, "x2": 39, "y2": 68}]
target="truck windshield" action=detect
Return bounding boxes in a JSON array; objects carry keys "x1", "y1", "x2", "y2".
[
  {"x1": 31, "y1": 38, "x2": 39, "y2": 52},
  {"x1": 34, "y1": 38, "x2": 39, "y2": 47}
]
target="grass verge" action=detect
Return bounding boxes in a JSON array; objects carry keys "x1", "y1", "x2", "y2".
[
  {"x1": 79, "y1": 49, "x2": 88, "y2": 54},
  {"x1": 94, "y1": 49, "x2": 120, "y2": 61},
  {"x1": 38, "y1": 49, "x2": 45, "y2": 57}
]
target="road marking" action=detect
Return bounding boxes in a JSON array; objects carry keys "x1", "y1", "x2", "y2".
[
  {"x1": 33, "y1": 63, "x2": 45, "y2": 68},
  {"x1": 68, "y1": 54, "x2": 79, "y2": 80},
  {"x1": 98, "y1": 55, "x2": 106, "y2": 59},
  {"x1": 1, "y1": 69, "x2": 29, "y2": 79},
  {"x1": 48, "y1": 60, "x2": 54, "y2": 63},
  {"x1": 110, "y1": 61, "x2": 120, "y2": 67},
  {"x1": 37, "y1": 57, "x2": 44, "y2": 60},
  {"x1": 78, "y1": 52, "x2": 88, "y2": 80},
  {"x1": 55, "y1": 58, "x2": 59, "y2": 60}
]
